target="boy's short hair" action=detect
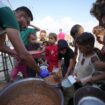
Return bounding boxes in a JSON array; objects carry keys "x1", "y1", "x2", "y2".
[
  {"x1": 49, "y1": 32, "x2": 57, "y2": 41},
  {"x1": 76, "y1": 32, "x2": 95, "y2": 48},
  {"x1": 70, "y1": 24, "x2": 82, "y2": 38},
  {"x1": 15, "y1": 6, "x2": 33, "y2": 21}
]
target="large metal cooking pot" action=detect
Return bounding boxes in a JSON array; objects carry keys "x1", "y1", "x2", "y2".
[
  {"x1": 74, "y1": 86, "x2": 105, "y2": 105},
  {"x1": 0, "y1": 78, "x2": 64, "y2": 105}
]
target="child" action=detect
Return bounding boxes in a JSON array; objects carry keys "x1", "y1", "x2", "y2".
[
  {"x1": 26, "y1": 33, "x2": 40, "y2": 51},
  {"x1": 26, "y1": 33, "x2": 41, "y2": 77},
  {"x1": 57, "y1": 28, "x2": 65, "y2": 40},
  {"x1": 40, "y1": 41, "x2": 49, "y2": 62},
  {"x1": 70, "y1": 24, "x2": 84, "y2": 65},
  {"x1": 93, "y1": 26, "x2": 105, "y2": 55},
  {"x1": 45, "y1": 33, "x2": 58, "y2": 72},
  {"x1": 41, "y1": 41, "x2": 49, "y2": 51},
  {"x1": 70, "y1": 24, "x2": 84, "y2": 39},
  {"x1": 74, "y1": 32, "x2": 101, "y2": 84},
  {"x1": 10, "y1": 57, "x2": 28, "y2": 80},
  {"x1": 58, "y1": 42, "x2": 74, "y2": 105},
  {"x1": 63, "y1": 32, "x2": 101, "y2": 105},
  {"x1": 58, "y1": 40, "x2": 74, "y2": 78},
  {"x1": 93, "y1": 25, "x2": 105, "y2": 45}
]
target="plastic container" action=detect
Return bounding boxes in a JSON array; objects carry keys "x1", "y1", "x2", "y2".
[
  {"x1": 39, "y1": 65, "x2": 49, "y2": 78},
  {"x1": 61, "y1": 75, "x2": 76, "y2": 88}
]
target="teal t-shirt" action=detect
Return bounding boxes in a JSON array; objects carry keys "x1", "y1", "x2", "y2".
[
  {"x1": 20, "y1": 28, "x2": 39, "y2": 46},
  {"x1": 0, "y1": 4, "x2": 19, "y2": 30}
]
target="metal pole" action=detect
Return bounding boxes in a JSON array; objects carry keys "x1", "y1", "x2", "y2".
[{"x1": 1, "y1": 53, "x2": 10, "y2": 82}]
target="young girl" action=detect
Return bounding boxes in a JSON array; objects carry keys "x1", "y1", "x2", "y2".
[
  {"x1": 58, "y1": 40, "x2": 74, "y2": 78},
  {"x1": 74, "y1": 32, "x2": 101, "y2": 84},
  {"x1": 45, "y1": 33, "x2": 58, "y2": 72}
]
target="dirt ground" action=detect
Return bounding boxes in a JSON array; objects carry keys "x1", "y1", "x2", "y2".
[{"x1": 0, "y1": 82, "x2": 8, "y2": 90}]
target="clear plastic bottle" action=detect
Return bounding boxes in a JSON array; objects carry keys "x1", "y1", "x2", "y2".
[{"x1": 61, "y1": 57, "x2": 64, "y2": 69}]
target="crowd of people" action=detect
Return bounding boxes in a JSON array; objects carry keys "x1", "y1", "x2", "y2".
[{"x1": 1, "y1": 0, "x2": 105, "y2": 105}]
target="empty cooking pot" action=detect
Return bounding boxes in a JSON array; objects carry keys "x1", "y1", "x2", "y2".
[{"x1": 74, "y1": 86, "x2": 105, "y2": 105}]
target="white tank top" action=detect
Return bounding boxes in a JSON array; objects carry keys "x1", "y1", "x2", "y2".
[{"x1": 74, "y1": 52, "x2": 100, "y2": 80}]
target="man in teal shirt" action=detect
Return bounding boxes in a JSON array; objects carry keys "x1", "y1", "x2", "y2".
[
  {"x1": 14, "y1": 7, "x2": 40, "y2": 46},
  {"x1": 0, "y1": 3, "x2": 39, "y2": 73}
]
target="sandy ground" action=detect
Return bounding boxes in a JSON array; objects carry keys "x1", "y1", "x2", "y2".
[{"x1": 0, "y1": 82, "x2": 7, "y2": 90}]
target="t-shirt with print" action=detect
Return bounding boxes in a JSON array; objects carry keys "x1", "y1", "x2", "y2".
[{"x1": 74, "y1": 52, "x2": 100, "y2": 81}]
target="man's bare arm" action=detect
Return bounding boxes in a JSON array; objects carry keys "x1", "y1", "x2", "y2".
[
  {"x1": 0, "y1": 34, "x2": 16, "y2": 56},
  {"x1": 29, "y1": 24, "x2": 41, "y2": 31},
  {"x1": 6, "y1": 28, "x2": 39, "y2": 73}
]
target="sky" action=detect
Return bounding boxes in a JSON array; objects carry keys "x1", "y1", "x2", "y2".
[{"x1": 3, "y1": 0, "x2": 98, "y2": 33}]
